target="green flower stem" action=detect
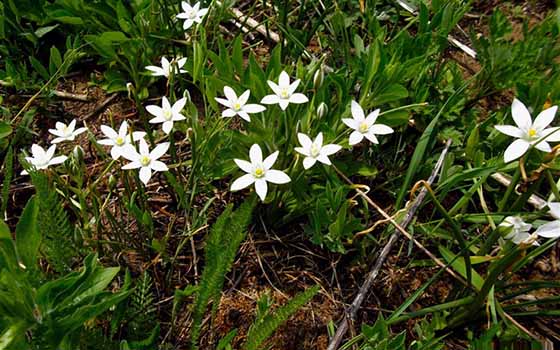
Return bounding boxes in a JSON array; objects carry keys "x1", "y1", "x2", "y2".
[{"x1": 497, "y1": 166, "x2": 521, "y2": 213}]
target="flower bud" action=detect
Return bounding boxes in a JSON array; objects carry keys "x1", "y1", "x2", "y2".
[
  {"x1": 313, "y1": 66, "x2": 324, "y2": 90},
  {"x1": 72, "y1": 145, "x2": 84, "y2": 162},
  {"x1": 108, "y1": 174, "x2": 117, "y2": 190},
  {"x1": 126, "y1": 82, "x2": 135, "y2": 99},
  {"x1": 317, "y1": 102, "x2": 328, "y2": 119},
  {"x1": 183, "y1": 89, "x2": 191, "y2": 103}
]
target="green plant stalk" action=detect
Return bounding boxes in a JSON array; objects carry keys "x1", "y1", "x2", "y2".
[
  {"x1": 545, "y1": 169, "x2": 560, "y2": 201},
  {"x1": 388, "y1": 296, "x2": 475, "y2": 325},
  {"x1": 449, "y1": 247, "x2": 523, "y2": 327},
  {"x1": 497, "y1": 166, "x2": 521, "y2": 213},
  {"x1": 422, "y1": 183, "x2": 473, "y2": 287}
]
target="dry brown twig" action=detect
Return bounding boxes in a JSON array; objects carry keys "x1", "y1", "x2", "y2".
[{"x1": 326, "y1": 139, "x2": 454, "y2": 350}]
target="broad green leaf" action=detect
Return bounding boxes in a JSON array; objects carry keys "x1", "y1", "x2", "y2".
[
  {"x1": 15, "y1": 196, "x2": 40, "y2": 270},
  {"x1": 0, "y1": 122, "x2": 12, "y2": 139},
  {"x1": 439, "y1": 245, "x2": 483, "y2": 291},
  {"x1": 34, "y1": 24, "x2": 59, "y2": 39}
]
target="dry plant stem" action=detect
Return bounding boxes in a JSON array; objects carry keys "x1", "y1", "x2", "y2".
[
  {"x1": 83, "y1": 94, "x2": 118, "y2": 120},
  {"x1": 51, "y1": 90, "x2": 90, "y2": 102},
  {"x1": 327, "y1": 139, "x2": 454, "y2": 350},
  {"x1": 490, "y1": 173, "x2": 547, "y2": 209}
]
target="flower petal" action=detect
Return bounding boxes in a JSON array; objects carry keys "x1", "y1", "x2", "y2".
[
  {"x1": 371, "y1": 124, "x2": 394, "y2": 135},
  {"x1": 150, "y1": 142, "x2": 170, "y2": 160},
  {"x1": 234, "y1": 159, "x2": 253, "y2": 173},
  {"x1": 146, "y1": 66, "x2": 165, "y2": 76},
  {"x1": 255, "y1": 179, "x2": 268, "y2": 201},
  {"x1": 548, "y1": 202, "x2": 560, "y2": 220},
  {"x1": 231, "y1": 173, "x2": 255, "y2": 191},
  {"x1": 288, "y1": 79, "x2": 301, "y2": 95},
  {"x1": 494, "y1": 125, "x2": 524, "y2": 138},
  {"x1": 297, "y1": 133, "x2": 313, "y2": 150},
  {"x1": 243, "y1": 104, "x2": 266, "y2": 114},
  {"x1": 534, "y1": 141, "x2": 551, "y2": 153},
  {"x1": 316, "y1": 154, "x2": 332, "y2": 165},
  {"x1": 249, "y1": 144, "x2": 263, "y2": 164},
  {"x1": 215, "y1": 97, "x2": 232, "y2": 108},
  {"x1": 183, "y1": 19, "x2": 194, "y2": 30},
  {"x1": 542, "y1": 127, "x2": 560, "y2": 142},
  {"x1": 512, "y1": 98, "x2": 532, "y2": 131},
  {"x1": 349, "y1": 131, "x2": 363, "y2": 145},
  {"x1": 265, "y1": 170, "x2": 290, "y2": 184},
  {"x1": 365, "y1": 109, "x2": 380, "y2": 125},
  {"x1": 150, "y1": 160, "x2": 168, "y2": 172},
  {"x1": 351, "y1": 100, "x2": 365, "y2": 121},
  {"x1": 172, "y1": 97, "x2": 187, "y2": 114},
  {"x1": 364, "y1": 132, "x2": 379, "y2": 144},
  {"x1": 278, "y1": 71, "x2": 290, "y2": 88},
  {"x1": 278, "y1": 99, "x2": 290, "y2": 110},
  {"x1": 223, "y1": 86, "x2": 238, "y2": 102},
  {"x1": 321, "y1": 144, "x2": 342, "y2": 156},
  {"x1": 110, "y1": 146, "x2": 122, "y2": 160},
  {"x1": 146, "y1": 105, "x2": 163, "y2": 118},
  {"x1": 121, "y1": 145, "x2": 140, "y2": 161},
  {"x1": 263, "y1": 151, "x2": 279, "y2": 170},
  {"x1": 267, "y1": 80, "x2": 282, "y2": 96},
  {"x1": 139, "y1": 167, "x2": 152, "y2": 185},
  {"x1": 289, "y1": 93, "x2": 308, "y2": 104},
  {"x1": 294, "y1": 147, "x2": 309, "y2": 157},
  {"x1": 342, "y1": 118, "x2": 357, "y2": 129},
  {"x1": 122, "y1": 160, "x2": 142, "y2": 169},
  {"x1": 238, "y1": 90, "x2": 250, "y2": 106},
  {"x1": 222, "y1": 109, "x2": 237, "y2": 118},
  {"x1": 162, "y1": 121, "x2": 174, "y2": 134},
  {"x1": 303, "y1": 157, "x2": 316, "y2": 169},
  {"x1": 139, "y1": 139, "x2": 149, "y2": 156},
  {"x1": 535, "y1": 220, "x2": 560, "y2": 238},
  {"x1": 504, "y1": 138, "x2": 530, "y2": 163},
  {"x1": 49, "y1": 155, "x2": 67, "y2": 166},
  {"x1": 533, "y1": 105, "x2": 557, "y2": 131},
  {"x1": 261, "y1": 94, "x2": 280, "y2": 105}
]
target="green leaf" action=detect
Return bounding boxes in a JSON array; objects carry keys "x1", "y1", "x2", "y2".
[
  {"x1": 0, "y1": 122, "x2": 12, "y2": 139},
  {"x1": 439, "y1": 246, "x2": 483, "y2": 291},
  {"x1": 372, "y1": 84, "x2": 408, "y2": 105},
  {"x1": 49, "y1": 46, "x2": 63, "y2": 75},
  {"x1": 15, "y1": 196, "x2": 40, "y2": 270},
  {"x1": 29, "y1": 56, "x2": 50, "y2": 80},
  {"x1": 34, "y1": 24, "x2": 59, "y2": 39}
]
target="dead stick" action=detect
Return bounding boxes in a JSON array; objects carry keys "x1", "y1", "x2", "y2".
[
  {"x1": 83, "y1": 94, "x2": 118, "y2": 120},
  {"x1": 327, "y1": 139, "x2": 453, "y2": 350},
  {"x1": 51, "y1": 90, "x2": 90, "y2": 102}
]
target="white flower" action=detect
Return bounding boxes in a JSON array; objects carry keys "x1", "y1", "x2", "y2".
[
  {"x1": 215, "y1": 86, "x2": 266, "y2": 122},
  {"x1": 176, "y1": 1, "x2": 208, "y2": 30},
  {"x1": 48, "y1": 119, "x2": 87, "y2": 144},
  {"x1": 500, "y1": 216, "x2": 538, "y2": 246},
  {"x1": 121, "y1": 139, "x2": 169, "y2": 185},
  {"x1": 145, "y1": 56, "x2": 187, "y2": 78},
  {"x1": 21, "y1": 144, "x2": 67, "y2": 175},
  {"x1": 342, "y1": 101, "x2": 394, "y2": 146},
  {"x1": 495, "y1": 98, "x2": 559, "y2": 163},
  {"x1": 146, "y1": 96, "x2": 187, "y2": 134},
  {"x1": 97, "y1": 121, "x2": 146, "y2": 160},
  {"x1": 231, "y1": 144, "x2": 291, "y2": 201},
  {"x1": 295, "y1": 132, "x2": 342, "y2": 169},
  {"x1": 534, "y1": 202, "x2": 560, "y2": 239},
  {"x1": 261, "y1": 71, "x2": 309, "y2": 110}
]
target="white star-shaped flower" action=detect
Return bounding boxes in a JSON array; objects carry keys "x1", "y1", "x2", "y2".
[
  {"x1": 146, "y1": 96, "x2": 187, "y2": 134},
  {"x1": 342, "y1": 100, "x2": 393, "y2": 146},
  {"x1": 145, "y1": 56, "x2": 187, "y2": 79},
  {"x1": 261, "y1": 71, "x2": 309, "y2": 110},
  {"x1": 48, "y1": 119, "x2": 87, "y2": 144},
  {"x1": 495, "y1": 98, "x2": 559, "y2": 163},
  {"x1": 534, "y1": 202, "x2": 560, "y2": 239},
  {"x1": 21, "y1": 144, "x2": 67, "y2": 175},
  {"x1": 176, "y1": 1, "x2": 208, "y2": 30},
  {"x1": 215, "y1": 86, "x2": 266, "y2": 122},
  {"x1": 500, "y1": 216, "x2": 538, "y2": 246},
  {"x1": 121, "y1": 139, "x2": 169, "y2": 185},
  {"x1": 295, "y1": 132, "x2": 342, "y2": 169},
  {"x1": 231, "y1": 144, "x2": 291, "y2": 201},
  {"x1": 97, "y1": 121, "x2": 146, "y2": 160}
]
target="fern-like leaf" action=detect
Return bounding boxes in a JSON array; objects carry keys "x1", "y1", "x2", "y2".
[
  {"x1": 242, "y1": 285, "x2": 319, "y2": 350},
  {"x1": 190, "y1": 197, "x2": 255, "y2": 348}
]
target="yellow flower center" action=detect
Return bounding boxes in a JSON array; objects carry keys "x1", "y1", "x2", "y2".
[
  {"x1": 254, "y1": 167, "x2": 265, "y2": 178},
  {"x1": 140, "y1": 155, "x2": 151, "y2": 166},
  {"x1": 164, "y1": 109, "x2": 173, "y2": 121},
  {"x1": 359, "y1": 121, "x2": 369, "y2": 133},
  {"x1": 280, "y1": 88, "x2": 289, "y2": 99},
  {"x1": 310, "y1": 144, "x2": 320, "y2": 158},
  {"x1": 528, "y1": 128, "x2": 537, "y2": 137},
  {"x1": 115, "y1": 136, "x2": 125, "y2": 146},
  {"x1": 233, "y1": 102, "x2": 242, "y2": 111}
]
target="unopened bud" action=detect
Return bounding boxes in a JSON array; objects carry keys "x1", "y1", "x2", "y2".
[
  {"x1": 72, "y1": 145, "x2": 84, "y2": 161},
  {"x1": 313, "y1": 66, "x2": 324, "y2": 90},
  {"x1": 126, "y1": 82, "x2": 134, "y2": 99},
  {"x1": 108, "y1": 174, "x2": 117, "y2": 189},
  {"x1": 317, "y1": 102, "x2": 328, "y2": 118},
  {"x1": 183, "y1": 89, "x2": 191, "y2": 103}
]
